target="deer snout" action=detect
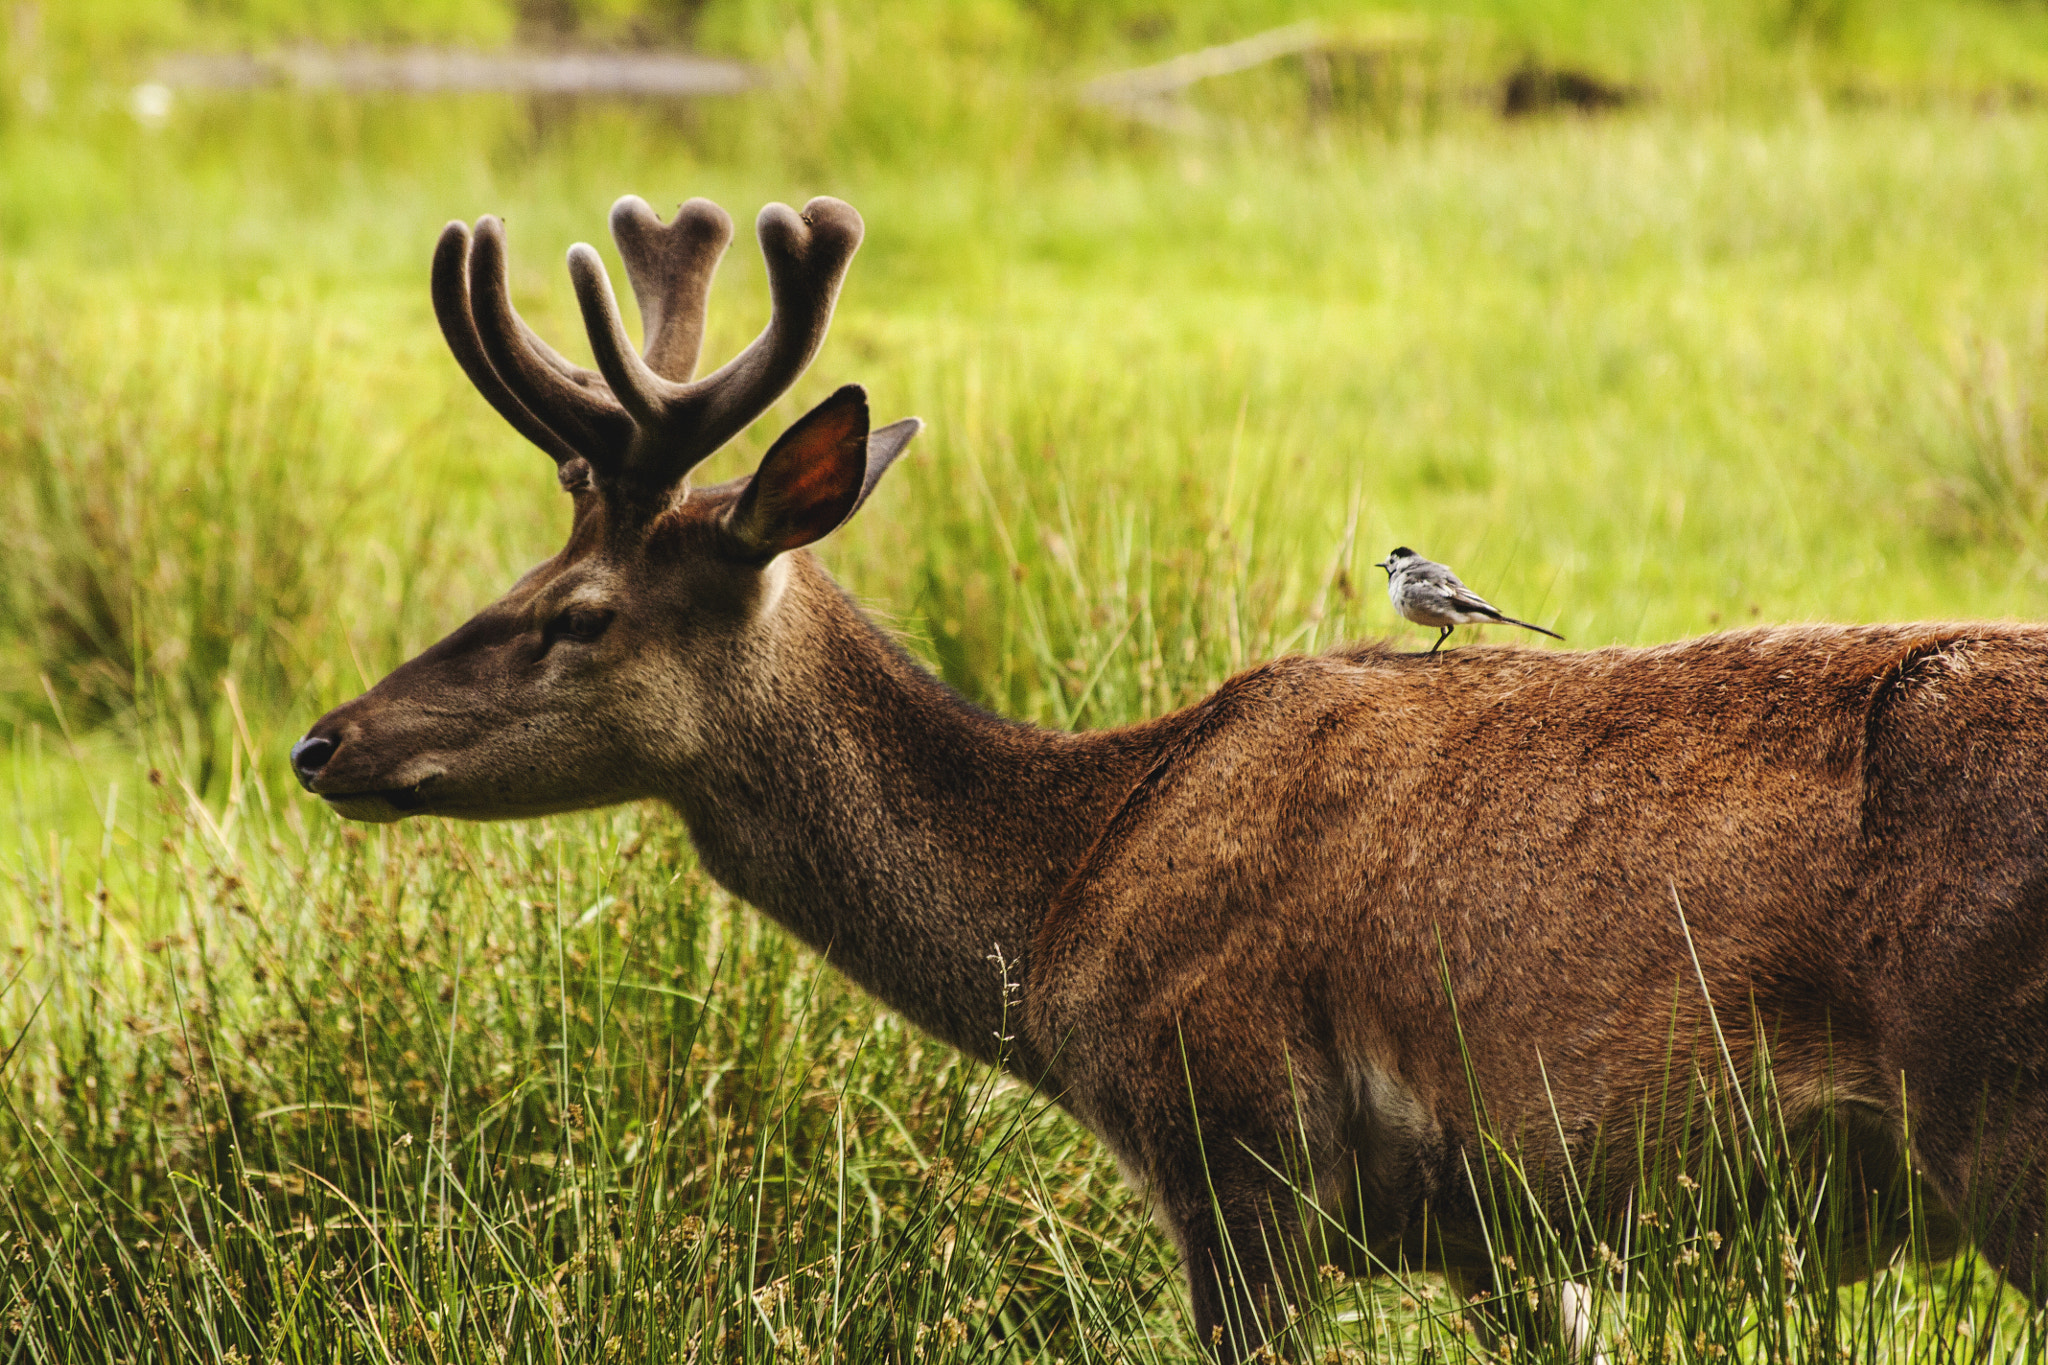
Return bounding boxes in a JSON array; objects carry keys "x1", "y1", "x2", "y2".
[{"x1": 290, "y1": 733, "x2": 336, "y2": 789}]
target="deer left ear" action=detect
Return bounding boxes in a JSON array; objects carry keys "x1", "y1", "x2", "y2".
[{"x1": 721, "y1": 386, "x2": 921, "y2": 562}]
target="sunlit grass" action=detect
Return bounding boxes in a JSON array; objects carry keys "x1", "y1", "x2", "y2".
[
  {"x1": 0, "y1": 762, "x2": 1179, "y2": 1360},
  {"x1": 10, "y1": 754, "x2": 2048, "y2": 1361}
]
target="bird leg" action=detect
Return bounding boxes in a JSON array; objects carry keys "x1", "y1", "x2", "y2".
[{"x1": 1430, "y1": 625, "x2": 1453, "y2": 655}]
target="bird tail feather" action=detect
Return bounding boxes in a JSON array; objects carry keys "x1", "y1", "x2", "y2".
[{"x1": 1499, "y1": 616, "x2": 1564, "y2": 641}]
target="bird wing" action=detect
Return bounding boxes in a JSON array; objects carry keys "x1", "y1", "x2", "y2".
[
  {"x1": 1409, "y1": 561, "x2": 1477, "y2": 596},
  {"x1": 1442, "y1": 583, "x2": 1505, "y2": 619}
]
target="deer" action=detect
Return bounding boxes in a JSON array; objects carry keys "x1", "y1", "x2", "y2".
[{"x1": 292, "y1": 189, "x2": 2048, "y2": 1362}]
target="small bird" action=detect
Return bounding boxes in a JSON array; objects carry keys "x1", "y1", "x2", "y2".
[{"x1": 1375, "y1": 547, "x2": 1564, "y2": 654}]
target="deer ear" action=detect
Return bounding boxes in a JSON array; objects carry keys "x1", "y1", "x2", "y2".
[
  {"x1": 721, "y1": 387, "x2": 921, "y2": 562},
  {"x1": 850, "y1": 416, "x2": 922, "y2": 517},
  {"x1": 723, "y1": 385, "x2": 870, "y2": 560}
]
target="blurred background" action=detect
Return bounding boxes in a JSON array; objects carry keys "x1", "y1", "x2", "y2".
[
  {"x1": 4, "y1": 4, "x2": 2048, "y2": 1360},
  {"x1": 5, "y1": 0, "x2": 2048, "y2": 785}
]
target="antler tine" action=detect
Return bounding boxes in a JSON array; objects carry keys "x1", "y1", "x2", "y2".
[
  {"x1": 467, "y1": 216, "x2": 635, "y2": 471},
  {"x1": 471, "y1": 218, "x2": 618, "y2": 388},
  {"x1": 567, "y1": 244, "x2": 672, "y2": 436},
  {"x1": 609, "y1": 196, "x2": 733, "y2": 382},
  {"x1": 448, "y1": 196, "x2": 862, "y2": 490},
  {"x1": 679, "y1": 197, "x2": 864, "y2": 466},
  {"x1": 429, "y1": 221, "x2": 583, "y2": 468},
  {"x1": 564, "y1": 197, "x2": 864, "y2": 483}
]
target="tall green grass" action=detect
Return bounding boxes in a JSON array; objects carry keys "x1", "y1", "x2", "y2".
[
  {"x1": 6, "y1": 3, "x2": 2048, "y2": 1359},
  {"x1": 10, "y1": 763, "x2": 2048, "y2": 1362},
  {"x1": 1, "y1": 773, "x2": 1184, "y2": 1360}
]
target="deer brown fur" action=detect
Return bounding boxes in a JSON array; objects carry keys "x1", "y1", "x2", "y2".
[{"x1": 294, "y1": 192, "x2": 2048, "y2": 1361}]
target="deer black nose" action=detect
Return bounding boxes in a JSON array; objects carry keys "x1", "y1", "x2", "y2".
[{"x1": 291, "y1": 734, "x2": 336, "y2": 788}]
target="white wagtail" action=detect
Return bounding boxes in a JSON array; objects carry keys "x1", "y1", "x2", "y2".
[{"x1": 1375, "y1": 547, "x2": 1564, "y2": 654}]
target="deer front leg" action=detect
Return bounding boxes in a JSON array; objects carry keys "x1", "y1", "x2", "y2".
[
  {"x1": 1083, "y1": 1046, "x2": 1338, "y2": 1362},
  {"x1": 1908, "y1": 1080, "x2": 2048, "y2": 1303},
  {"x1": 1032, "y1": 922, "x2": 1348, "y2": 1357},
  {"x1": 1157, "y1": 1146, "x2": 1313, "y2": 1363},
  {"x1": 1887, "y1": 974, "x2": 2048, "y2": 1305}
]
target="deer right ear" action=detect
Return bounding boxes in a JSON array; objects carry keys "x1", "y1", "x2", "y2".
[{"x1": 721, "y1": 386, "x2": 920, "y2": 562}]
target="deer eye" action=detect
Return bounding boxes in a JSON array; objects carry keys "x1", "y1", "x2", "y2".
[{"x1": 549, "y1": 606, "x2": 613, "y2": 644}]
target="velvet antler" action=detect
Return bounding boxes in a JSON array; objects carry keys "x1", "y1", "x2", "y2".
[{"x1": 429, "y1": 195, "x2": 863, "y2": 489}]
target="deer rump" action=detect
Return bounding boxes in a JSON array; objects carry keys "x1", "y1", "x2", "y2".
[{"x1": 1030, "y1": 622, "x2": 2048, "y2": 1312}]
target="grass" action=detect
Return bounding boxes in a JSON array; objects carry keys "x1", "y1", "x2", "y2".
[
  {"x1": 1, "y1": 782, "x2": 1178, "y2": 1360},
  {"x1": 6, "y1": 1, "x2": 2048, "y2": 1359}
]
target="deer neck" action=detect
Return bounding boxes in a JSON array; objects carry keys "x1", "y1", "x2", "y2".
[{"x1": 660, "y1": 554, "x2": 1156, "y2": 1078}]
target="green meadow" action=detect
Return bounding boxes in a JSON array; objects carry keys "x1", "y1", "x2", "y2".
[{"x1": 5, "y1": 0, "x2": 2048, "y2": 1359}]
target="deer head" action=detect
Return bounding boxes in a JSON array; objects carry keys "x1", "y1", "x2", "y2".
[{"x1": 289, "y1": 195, "x2": 920, "y2": 822}]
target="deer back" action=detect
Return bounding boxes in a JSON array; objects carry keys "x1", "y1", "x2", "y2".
[{"x1": 1030, "y1": 623, "x2": 2048, "y2": 1208}]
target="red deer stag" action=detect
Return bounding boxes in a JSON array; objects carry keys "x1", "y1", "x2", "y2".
[{"x1": 294, "y1": 191, "x2": 2048, "y2": 1361}]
